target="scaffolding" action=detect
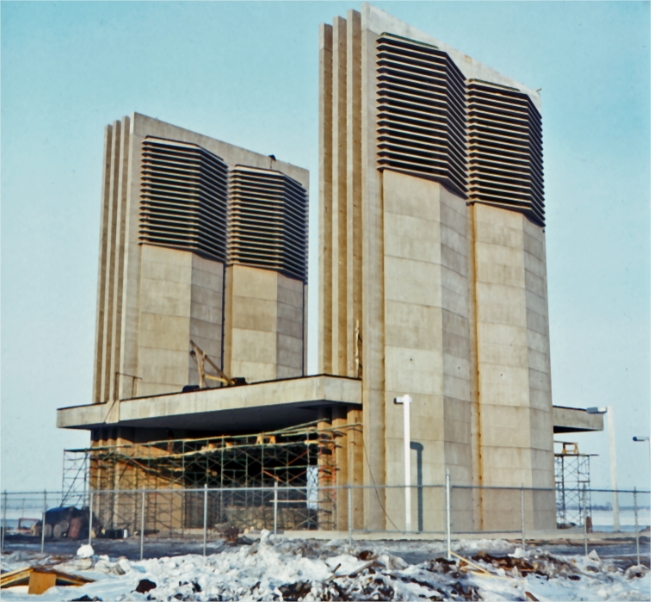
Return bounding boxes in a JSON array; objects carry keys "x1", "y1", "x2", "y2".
[
  {"x1": 61, "y1": 448, "x2": 88, "y2": 507},
  {"x1": 555, "y1": 441, "x2": 593, "y2": 527},
  {"x1": 63, "y1": 421, "x2": 358, "y2": 534}
]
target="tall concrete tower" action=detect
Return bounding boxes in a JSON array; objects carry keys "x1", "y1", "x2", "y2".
[
  {"x1": 319, "y1": 5, "x2": 554, "y2": 530},
  {"x1": 93, "y1": 113, "x2": 308, "y2": 404}
]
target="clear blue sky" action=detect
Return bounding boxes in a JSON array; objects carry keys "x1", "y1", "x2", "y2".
[{"x1": 2, "y1": 2, "x2": 649, "y2": 492}]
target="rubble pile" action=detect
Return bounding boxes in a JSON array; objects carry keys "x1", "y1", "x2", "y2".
[{"x1": 0, "y1": 534, "x2": 649, "y2": 601}]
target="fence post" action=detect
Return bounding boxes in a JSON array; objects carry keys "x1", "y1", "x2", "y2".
[
  {"x1": 203, "y1": 485, "x2": 208, "y2": 557},
  {"x1": 347, "y1": 486, "x2": 352, "y2": 545},
  {"x1": 634, "y1": 487, "x2": 640, "y2": 566},
  {"x1": 88, "y1": 491, "x2": 94, "y2": 547},
  {"x1": 582, "y1": 485, "x2": 588, "y2": 557},
  {"x1": 40, "y1": 490, "x2": 47, "y2": 554},
  {"x1": 1, "y1": 490, "x2": 7, "y2": 553},
  {"x1": 140, "y1": 488, "x2": 145, "y2": 561},
  {"x1": 273, "y1": 482, "x2": 278, "y2": 535},
  {"x1": 445, "y1": 469, "x2": 451, "y2": 560},
  {"x1": 520, "y1": 484, "x2": 525, "y2": 551}
]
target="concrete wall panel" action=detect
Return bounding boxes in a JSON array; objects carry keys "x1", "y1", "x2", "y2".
[
  {"x1": 225, "y1": 265, "x2": 305, "y2": 382},
  {"x1": 384, "y1": 257, "x2": 442, "y2": 306}
]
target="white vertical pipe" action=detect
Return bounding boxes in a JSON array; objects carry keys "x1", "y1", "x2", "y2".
[
  {"x1": 403, "y1": 396, "x2": 411, "y2": 533},
  {"x1": 607, "y1": 407, "x2": 620, "y2": 531}
]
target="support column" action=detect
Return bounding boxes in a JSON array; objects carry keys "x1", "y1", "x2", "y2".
[
  {"x1": 332, "y1": 406, "x2": 348, "y2": 530},
  {"x1": 317, "y1": 408, "x2": 334, "y2": 529},
  {"x1": 347, "y1": 407, "x2": 364, "y2": 529}
]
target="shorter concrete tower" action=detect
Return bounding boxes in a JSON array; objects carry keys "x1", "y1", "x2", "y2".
[{"x1": 93, "y1": 113, "x2": 309, "y2": 404}]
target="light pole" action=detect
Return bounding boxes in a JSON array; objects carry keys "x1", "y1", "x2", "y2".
[
  {"x1": 394, "y1": 394, "x2": 412, "y2": 532},
  {"x1": 587, "y1": 406, "x2": 619, "y2": 531}
]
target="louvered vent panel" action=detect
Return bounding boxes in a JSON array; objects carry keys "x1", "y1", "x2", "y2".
[
  {"x1": 467, "y1": 81, "x2": 544, "y2": 225},
  {"x1": 140, "y1": 137, "x2": 228, "y2": 262},
  {"x1": 377, "y1": 34, "x2": 467, "y2": 198},
  {"x1": 228, "y1": 166, "x2": 308, "y2": 283}
]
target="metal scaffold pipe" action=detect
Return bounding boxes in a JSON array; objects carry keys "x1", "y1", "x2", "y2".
[
  {"x1": 140, "y1": 488, "x2": 145, "y2": 561},
  {"x1": 203, "y1": 484, "x2": 208, "y2": 556}
]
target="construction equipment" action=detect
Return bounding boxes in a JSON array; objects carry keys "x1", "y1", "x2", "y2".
[
  {"x1": 32, "y1": 506, "x2": 101, "y2": 540},
  {"x1": 189, "y1": 340, "x2": 246, "y2": 388}
]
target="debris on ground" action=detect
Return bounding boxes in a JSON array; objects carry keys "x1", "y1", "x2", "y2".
[
  {"x1": 1, "y1": 565, "x2": 94, "y2": 594},
  {"x1": 0, "y1": 536, "x2": 648, "y2": 600}
]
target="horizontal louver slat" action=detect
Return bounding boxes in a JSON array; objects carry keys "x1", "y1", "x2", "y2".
[
  {"x1": 139, "y1": 137, "x2": 228, "y2": 262},
  {"x1": 376, "y1": 34, "x2": 468, "y2": 198},
  {"x1": 228, "y1": 166, "x2": 308, "y2": 283},
  {"x1": 467, "y1": 80, "x2": 545, "y2": 225}
]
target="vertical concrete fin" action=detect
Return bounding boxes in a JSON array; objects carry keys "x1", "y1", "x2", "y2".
[
  {"x1": 109, "y1": 116, "x2": 130, "y2": 401},
  {"x1": 346, "y1": 9, "x2": 362, "y2": 378},
  {"x1": 318, "y1": 22, "x2": 333, "y2": 374},
  {"x1": 360, "y1": 20, "x2": 386, "y2": 530},
  {"x1": 119, "y1": 114, "x2": 142, "y2": 398},
  {"x1": 93, "y1": 123, "x2": 113, "y2": 403},
  {"x1": 331, "y1": 15, "x2": 348, "y2": 375},
  {"x1": 100, "y1": 120, "x2": 121, "y2": 402},
  {"x1": 467, "y1": 203, "x2": 484, "y2": 529}
]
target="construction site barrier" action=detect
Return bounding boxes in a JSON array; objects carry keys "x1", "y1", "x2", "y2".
[{"x1": 1, "y1": 485, "x2": 649, "y2": 563}]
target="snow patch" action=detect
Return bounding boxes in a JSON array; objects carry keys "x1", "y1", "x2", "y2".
[{"x1": 76, "y1": 544, "x2": 94, "y2": 558}]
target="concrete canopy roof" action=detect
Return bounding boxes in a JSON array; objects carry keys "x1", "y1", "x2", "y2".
[
  {"x1": 57, "y1": 375, "x2": 361, "y2": 434},
  {"x1": 552, "y1": 405, "x2": 605, "y2": 434},
  {"x1": 58, "y1": 375, "x2": 604, "y2": 436}
]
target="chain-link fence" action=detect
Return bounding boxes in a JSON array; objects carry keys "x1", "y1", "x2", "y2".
[{"x1": 2, "y1": 485, "x2": 649, "y2": 561}]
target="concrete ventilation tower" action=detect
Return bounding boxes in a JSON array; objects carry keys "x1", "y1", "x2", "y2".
[
  {"x1": 91, "y1": 112, "x2": 309, "y2": 409},
  {"x1": 318, "y1": 4, "x2": 554, "y2": 531},
  {"x1": 59, "y1": 10, "x2": 605, "y2": 536}
]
